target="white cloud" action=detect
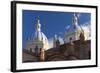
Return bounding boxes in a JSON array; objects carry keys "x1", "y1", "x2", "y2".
[
  {"x1": 80, "y1": 21, "x2": 91, "y2": 40},
  {"x1": 48, "y1": 38, "x2": 53, "y2": 49},
  {"x1": 77, "y1": 13, "x2": 81, "y2": 18},
  {"x1": 65, "y1": 25, "x2": 70, "y2": 30},
  {"x1": 58, "y1": 36, "x2": 64, "y2": 45},
  {"x1": 59, "y1": 32, "x2": 63, "y2": 35},
  {"x1": 81, "y1": 21, "x2": 91, "y2": 32}
]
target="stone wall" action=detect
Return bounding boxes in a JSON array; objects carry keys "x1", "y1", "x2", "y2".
[{"x1": 22, "y1": 40, "x2": 91, "y2": 62}]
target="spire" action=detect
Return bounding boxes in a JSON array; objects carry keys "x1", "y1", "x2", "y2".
[
  {"x1": 72, "y1": 13, "x2": 78, "y2": 25},
  {"x1": 54, "y1": 34, "x2": 57, "y2": 40},
  {"x1": 36, "y1": 16, "x2": 41, "y2": 32},
  {"x1": 37, "y1": 16, "x2": 40, "y2": 25}
]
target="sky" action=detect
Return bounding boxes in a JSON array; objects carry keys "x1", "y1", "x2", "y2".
[{"x1": 22, "y1": 10, "x2": 91, "y2": 48}]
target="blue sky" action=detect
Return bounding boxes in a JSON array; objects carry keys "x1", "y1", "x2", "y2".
[{"x1": 22, "y1": 10, "x2": 91, "y2": 48}]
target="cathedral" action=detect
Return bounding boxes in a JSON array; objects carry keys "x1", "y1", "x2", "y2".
[{"x1": 23, "y1": 13, "x2": 91, "y2": 62}]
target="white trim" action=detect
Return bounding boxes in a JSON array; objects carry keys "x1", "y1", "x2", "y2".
[{"x1": 16, "y1": 3, "x2": 96, "y2": 70}]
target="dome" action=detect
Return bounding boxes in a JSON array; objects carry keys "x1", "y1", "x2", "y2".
[
  {"x1": 65, "y1": 24, "x2": 81, "y2": 33},
  {"x1": 33, "y1": 17, "x2": 49, "y2": 50},
  {"x1": 33, "y1": 31, "x2": 49, "y2": 49},
  {"x1": 65, "y1": 13, "x2": 81, "y2": 33},
  {"x1": 34, "y1": 31, "x2": 48, "y2": 42}
]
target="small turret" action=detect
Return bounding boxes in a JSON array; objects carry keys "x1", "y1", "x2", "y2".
[
  {"x1": 53, "y1": 34, "x2": 60, "y2": 47},
  {"x1": 40, "y1": 48, "x2": 45, "y2": 61}
]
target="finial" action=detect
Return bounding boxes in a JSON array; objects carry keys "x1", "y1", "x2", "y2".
[
  {"x1": 37, "y1": 16, "x2": 40, "y2": 24},
  {"x1": 36, "y1": 16, "x2": 41, "y2": 32},
  {"x1": 73, "y1": 13, "x2": 78, "y2": 25},
  {"x1": 73, "y1": 13, "x2": 76, "y2": 17}
]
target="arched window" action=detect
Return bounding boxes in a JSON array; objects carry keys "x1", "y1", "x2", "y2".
[
  {"x1": 69, "y1": 37, "x2": 72, "y2": 41},
  {"x1": 30, "y1": 48, "x2": 32, "y2": 52},
  {"x1": 70, "y1": 37, "x2": 72, "y2": 40},
  {"x1": 69, "y1": 37, "x2": 73, "y2": 43},
  {"x1": 35, "y1": 46, "x2": 38, "y2": 53}
]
